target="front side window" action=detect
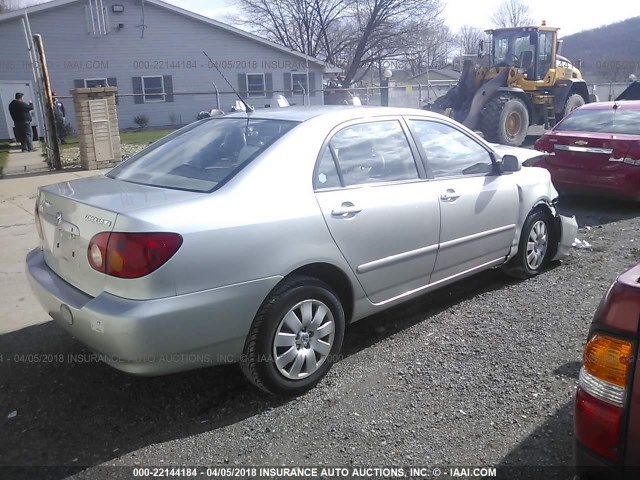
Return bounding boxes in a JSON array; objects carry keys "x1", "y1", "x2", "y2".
[
  {"x1": 107, "y1": 118, "x2": 298, "y2": 192},
  {"x1": 246, "y1": 74, "x2": 266, "y2": 98},
  {"x1": 409, "y1": 120, "x2": 493, "y2": 178},
  {"x1": 327, "y1": 120, "x2": 419, "y2": 186},
  {"x1": 142, "y1": 76, "x2": 165, "y2": 102},
  {"x1": 292, "y1": 73, "x2": 308, "y2": 95}
]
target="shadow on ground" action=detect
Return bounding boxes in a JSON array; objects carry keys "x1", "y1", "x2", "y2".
[
  {"x1": 498, "y1": 398, "x2": 575, "y2": 480},
  {"x1": 557, "y1": 194, "x2": 640, "y2": 228},
  {"x1": 0, "y1": 268, "x2": 524, "y2": 479}
]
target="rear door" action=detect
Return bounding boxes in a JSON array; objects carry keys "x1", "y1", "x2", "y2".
[
  {"x1": 407, "y1": 118, "x2": 519, "y2": 283},
  {"x1": 314, "y1": 118, "x2": 440, "y2": 305}
]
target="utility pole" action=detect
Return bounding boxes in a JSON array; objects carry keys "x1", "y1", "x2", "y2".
[{"x1": 33, "y1": 34, "x2": 61, "y2": 170}]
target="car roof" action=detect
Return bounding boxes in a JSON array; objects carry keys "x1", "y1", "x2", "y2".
[
  {"x1": 577, "y1": 100, "x2": 640, "y2": 111},
  {"x1": 223, "y1": 105, "x2": 440, "y2": 123}
]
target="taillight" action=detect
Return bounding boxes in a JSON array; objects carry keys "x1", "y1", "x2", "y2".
[
  {"x1": 34, "y1": 204, "x2": 43, "y2": 240},
  {"x1": 575, "y1": 334, "x2": 634, "y2": 461},
  {"x1": 533, "y1": 137, "x2": 545, "y2": 152},
  {"x1": 87, "y1": 232, "x2": 182, "y2": 279}
]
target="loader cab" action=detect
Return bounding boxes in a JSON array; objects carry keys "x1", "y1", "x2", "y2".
[{"x1": 487, "y1": 27, "x2": 558, "y2": 83}]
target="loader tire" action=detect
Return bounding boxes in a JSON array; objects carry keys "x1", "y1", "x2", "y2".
[
  {"x1": 479, "y1": 94, "x2": 529, "y2": 147},
  {"x1": 560, "y1": 94, "x2": 585, "y2": 120}
]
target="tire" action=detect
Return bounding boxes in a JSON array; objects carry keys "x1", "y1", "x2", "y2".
[
  {"x1": 480, "y1": 94, "x2": 529, "y2": 147},
  {"x1": 505, "y1": 210, "x2": 555, "y2": 279},
  {"x1": 560, "y1": 93, "x2": 585, "y2": 120},
  {"x1": 240, "y1": 275, "x2": 345, "y2": 396}
]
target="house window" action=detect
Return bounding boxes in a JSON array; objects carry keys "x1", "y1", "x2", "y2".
[
  {"x1": 292, "y1": 73, "x2": 308, "y2": 95},
  {"x1": 142, "y1": 76, "x2": 165, "y2": 102},
  {"x1": 84, "y1": 78, "x2": 108, "y2": 88},
  {"x1": 246, "y1": 73, "x2": 265, "y2": 98}
]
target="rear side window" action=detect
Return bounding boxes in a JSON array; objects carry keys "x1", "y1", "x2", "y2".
[
  {"x1": 557, "y1": 108, "x2": 640, "y2": 135},
  {"x1": 107, "y1": 118, "x2": 298, "y2": 192},
  {"x1": 327, "y1": 120, "x2": 419, "y2": 186}
]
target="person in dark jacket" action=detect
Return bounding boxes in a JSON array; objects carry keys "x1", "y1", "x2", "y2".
[
  {"x1": 52, "y1": 92, "x2": 67, "y2": 143},
  {"x1": 8, "y1": 92, "x2": 34, "y2": 152}
]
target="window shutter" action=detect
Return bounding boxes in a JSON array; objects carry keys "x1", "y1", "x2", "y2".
[
  {"x1": 74, "y1": 79, "x2": 84, "y2": 89},
  {"x1": 132, "y1": 77, "x2": 143, "y2": 104},
  {"x1": 308, "y1": 72, "x2": 316, "y2": 97},
  {"x1": 283, "y1": 73, "x2": 292, "y2": 97},
  {"x1": 163, "y1": 75, "x2": 174, "y2": 102},
  {"x1": 107, "y1": 77, "x2": 118, "y2": 105},
  {"x1": 238, "y1": 74, "x2": 247, "y2": 96},
  {"x1": 265, "y1": 73, "x2": 273, "y2": 98}
]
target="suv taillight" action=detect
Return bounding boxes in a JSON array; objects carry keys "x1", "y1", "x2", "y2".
[
  {"x1": 87, "y1": 232, "x2": 182, "y2": 279},
  {"x1": 575, "y1": 334, "x2": 634, "y2": 461}
]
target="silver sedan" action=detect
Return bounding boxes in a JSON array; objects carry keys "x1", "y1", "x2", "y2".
[{"x1": 26, "y1": 106, "x2": 577, "y2": 395}]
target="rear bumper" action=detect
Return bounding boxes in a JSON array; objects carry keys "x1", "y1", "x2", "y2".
[
  {"x1": 26, "y1": 248, "x2": 282, "y2": 375},
  {"x1": 538, "y1": 158, "x2": 640, "y2": 201}
]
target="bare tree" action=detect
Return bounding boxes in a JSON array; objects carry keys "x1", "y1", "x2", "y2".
[
  {"x1": 232, "y1": 0, "x2": 445, "y2": 86},
  {"x1": 457, "y1": 25, "x2": 485, "y2": 55},
  {"x1": 490, "y1": 0, "x2": 534, "y2": 28},
  {"x1": 400, "y1": 22, "x2": 456, "y2": 76},
  {"x1": 231, "y1": 0, "x2": 351, "y2": 64},
  {"x1": 0, "y1": 0, "x2": 46, "y2": 12}
]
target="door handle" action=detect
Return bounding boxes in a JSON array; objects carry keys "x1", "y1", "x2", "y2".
[
  {"x1": 440, "y1": 189, "x2": 461, "y2": 202},
  {"x1": 331, "y1": 203, "x2": 362, "y2": 217}
]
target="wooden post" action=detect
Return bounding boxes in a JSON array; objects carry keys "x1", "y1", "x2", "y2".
[{"x1": 32, "y1": 34, "x2": 61, "y2": 170}]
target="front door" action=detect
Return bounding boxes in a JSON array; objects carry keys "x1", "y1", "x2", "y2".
[
  {"x1": 407, "y1": 118, "x2": 519, "y2": 283},
  {"x1": 314, "y1": 119, "x2": 440, "y2": 305}
]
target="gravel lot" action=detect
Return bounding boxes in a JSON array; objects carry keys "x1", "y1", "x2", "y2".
[{"x1": 1, "y1": 195, "x2": 639, "y2": 480}]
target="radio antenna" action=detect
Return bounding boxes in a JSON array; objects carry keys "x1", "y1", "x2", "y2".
[{"x1": 203, "y1": 51, "x2": 253, "y2": 113}]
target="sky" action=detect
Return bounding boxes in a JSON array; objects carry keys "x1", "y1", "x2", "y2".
[{"x1": 166, "y1": 0, "x2": 640, "y2": 38}]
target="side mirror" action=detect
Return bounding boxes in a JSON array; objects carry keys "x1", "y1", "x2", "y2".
[
  {"x1": 478, "y1": 39, "x2": 484, "y2": 57},
  {"x1": 500, "y1": 154, "x2": 521, "y2": 173}
]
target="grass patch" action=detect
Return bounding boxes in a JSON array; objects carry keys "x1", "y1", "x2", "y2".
[{"x1": 59, "y1": 128, "x2": 177, "y2": 150}]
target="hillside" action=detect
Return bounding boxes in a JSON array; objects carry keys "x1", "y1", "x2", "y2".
[{"x1": 560, "y1": 16, "x2": 640, "y2": 82}]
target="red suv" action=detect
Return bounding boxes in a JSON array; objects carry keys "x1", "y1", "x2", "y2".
[
  {"x1": 575, "y1": 263, "x2": 640, "y2": 479},
  {"x1": 534, "y1": 101, "x2": 640, "y2": 201}
]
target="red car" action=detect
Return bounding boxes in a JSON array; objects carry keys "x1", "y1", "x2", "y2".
[
  {"x1": 534, "y1": 100, "x2": 640, "y2": 201},
  {"x1": 574, "y1": 263, "x2": 640, "y2": 479}
]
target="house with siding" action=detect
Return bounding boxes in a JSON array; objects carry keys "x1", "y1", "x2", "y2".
[{"x1": 0, "y1": 0, "x2": 330, "y2": 140}]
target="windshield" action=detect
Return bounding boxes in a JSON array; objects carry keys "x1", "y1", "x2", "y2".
[
  {"x1": 492, "y1": 30, "x2": 536, "y2": 68},
  {"x1": 107, "y1": 117, "x2": 299, "y2": 192},
  {"x1": 556, "y1": 108, "x2": 640, "y2": 135}
]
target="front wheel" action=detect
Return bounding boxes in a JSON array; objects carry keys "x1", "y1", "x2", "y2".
[
  {"x1": 480, "y1": 95, "x2": 530, "y2": 147},
  {"x1": 240, "y1": 275, "x2": 345, "y2": 396},
  {"x1": 505, "y1": 210, "x2": 556, "y2": 279}
]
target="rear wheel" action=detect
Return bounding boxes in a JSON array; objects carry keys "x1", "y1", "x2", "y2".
[
  {"x1": 240, "y1": 275, "x2": 345, "y2": 396},
  {"x1": 480, "y1": 94, "x2": 529, "y2": 147},
  {"x1": 560, "y1": 93, "x2": 586, "y2": 119},
  {"x1": 505, "y1": 210, "x2": 556, "y2": 279}
]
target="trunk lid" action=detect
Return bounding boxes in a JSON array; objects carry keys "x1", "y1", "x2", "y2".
[
  {"x1": 37, "y1": 175, "x2": 200, "y2": 297},
  {"x1": 545, "y1": 131, "x2": 635, "y2": 171}
]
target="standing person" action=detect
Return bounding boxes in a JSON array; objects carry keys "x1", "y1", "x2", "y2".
[
  {"x1": 52, "y1": 92, "x2": 67, "y2": 144},
  {"x1": 8, "y1": 92, "x2": 34, "y2": 152}
]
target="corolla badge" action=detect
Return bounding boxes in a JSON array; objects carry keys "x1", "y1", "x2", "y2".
[
  {"x1": 574, "y1": 140, "x2": 588, "y2": 146},
  {"x1": 84, "y1": 214, "x2": 112, "y2": 227},
  {"x1": 55, "y1": 212, "x2": 63, "y2": 225}
]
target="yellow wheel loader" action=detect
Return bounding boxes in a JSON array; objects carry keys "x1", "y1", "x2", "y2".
[{"x1": 430, "y1": 25, "x2": 591, "y2": 146}]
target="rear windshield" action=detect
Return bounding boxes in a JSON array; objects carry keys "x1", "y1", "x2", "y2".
[
  {"x1": 556, "y1": 108, "x2": 640, "y2": 135},
  {"x1": 107, "y1": 117, "x2": 299, "y2": 192}
]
